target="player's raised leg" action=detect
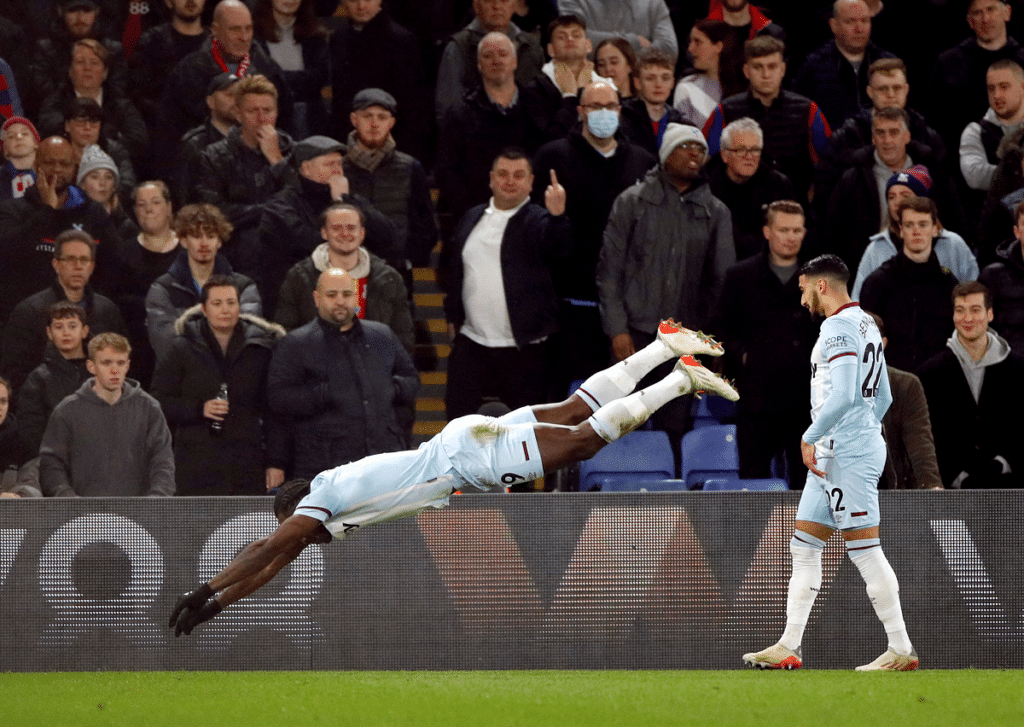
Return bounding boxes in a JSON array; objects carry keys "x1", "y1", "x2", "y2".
[
  {"x1": 532, "y1": 319, "x2": 725, "y2": 427},
  {"x1": 533, "y1": 354, "x2": 738, "y2": 472}
]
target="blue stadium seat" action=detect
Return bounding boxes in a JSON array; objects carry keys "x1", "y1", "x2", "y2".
[
  {"x1": 701, "y1": 478, "x2": 789, "y2": 492},
  {"x1": 599, "y1": 478, "x2": 688, "y2": 492},
  {"x1": 689, "y1": 393, "x2": 738, "y2": 428},
  {"x1": 578, "y1": 430, "x2": 675, "y2": 491},
  {"x1": 680, "y1": 424, "x2": 740, "y2": 489}
]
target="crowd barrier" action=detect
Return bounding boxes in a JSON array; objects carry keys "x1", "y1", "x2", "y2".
[{"x1": 1, "y1": 491, "x2": 1020, "y2": 671}]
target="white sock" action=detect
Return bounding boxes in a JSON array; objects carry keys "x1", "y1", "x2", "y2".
[
  {"x1": 574, "y1": 339, "x2": 675, "y2": 412},
  {"x1": 779, "y1": 533, "x2": 826, "y2": 651},
  {"x1": 848, "y1": 545, "x2": 913, "y2": 655},
  {"x1": 587, "y1": 369, "x2": 691, "y2": 442}
]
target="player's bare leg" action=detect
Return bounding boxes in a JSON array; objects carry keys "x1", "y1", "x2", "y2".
[
  {"x1": 534, "y1": 354, "x2": 738, "y2": 472},
  {"x1": 531, "y1": 319, "x2": 725, "y2": 427}
]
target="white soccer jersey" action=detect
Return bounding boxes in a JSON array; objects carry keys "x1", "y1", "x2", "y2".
[{"x1": 805, "y1": 302, "x2": 892, "y2": 459}]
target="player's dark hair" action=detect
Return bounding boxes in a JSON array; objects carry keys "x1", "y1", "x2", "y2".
[
  {"x1": 799, "y1": 254, "x2": 849, "y2": 285},
  {"x1": 952, "y1": 281, "x2": 992, "y2": 310},
  {"x1": 274, "y1": 479, "x2": 311, "y2": 520}
]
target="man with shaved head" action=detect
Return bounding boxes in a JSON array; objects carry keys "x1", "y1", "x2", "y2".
[
  {"x1": 0, "y1": 136, "x2": 119, "y2": 323},
  {"x1": 158, "y1": 0, "x2": 293, "y2": 147},
  {"x1": 267, "y1": 268, "x2": 418, "y2": 479}
]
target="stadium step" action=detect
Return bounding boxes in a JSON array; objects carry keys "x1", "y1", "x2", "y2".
[{"x1": 411, "y1": 248, "x2": 449, "y2": 447}]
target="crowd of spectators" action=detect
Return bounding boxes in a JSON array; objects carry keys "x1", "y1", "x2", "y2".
[{"x1": 3, "y1": 0, "x2": 1024, "y2": 497}]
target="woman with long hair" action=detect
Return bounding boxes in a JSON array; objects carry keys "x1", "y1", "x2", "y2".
[
  {"x1": 252, "y1": 0, "x2": 330, "y2": 138},
  {"x1": 594, "y1": 37, "x2": 637, "y2": 99},
  {"x1": 674, "y1": 19, "x2": 731, "y2": 129}
]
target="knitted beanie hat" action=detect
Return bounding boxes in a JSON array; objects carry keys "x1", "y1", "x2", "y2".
[
  {"x1": 1, "y1": 116, "x2": 41, "y2": 156},
  {"x1": 886, "y1": 164, "x2": 932, "y2": 198},
  {"x1": 76, "y1": 144, "x2": 118, "y2": 186},
  {"x1": 659, "y1": 123, "x2": 707, "y2": 165}
]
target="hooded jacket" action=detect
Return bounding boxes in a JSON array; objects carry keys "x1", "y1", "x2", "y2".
[
  {"x1": 273, "y1": 244, "x2": 413, "y2": 352},
  {"x1": 39, "y1": 378, "x2": 174, "y2": 497},
  {"x1": 918, "y1": 329, "x2": 1024, "y2": 487},
  {"x1": 151, "y1": 307, "x2": 287, "y2": 495},
  {"x1": 597, "y1": 167, "x2": 735, "y2": 336}
]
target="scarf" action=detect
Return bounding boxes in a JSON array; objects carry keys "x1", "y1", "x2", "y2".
[
  {"x1": 211, "y1": 37, "x2": 251, "y2": 76},
  {"x1": 345, "y1": 130, "x2": 395, "y2": 174}
]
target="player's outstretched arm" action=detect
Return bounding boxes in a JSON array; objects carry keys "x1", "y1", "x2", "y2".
[{"x1": 168, "y1": 515, "x2": 325, "y2": 636}]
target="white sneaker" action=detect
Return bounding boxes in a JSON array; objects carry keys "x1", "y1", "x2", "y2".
[
  {"x1": 657, "y1": 319, "x2": 724, "y2": 357},
  {"x1": 855, "y1": 647, "x2": 919, "y2": 671},
  {"x1": 742, "y1": 643, "x2": 803, "y2": 670},
  {"x1": 676, "y1": 355, "x2": 739, "y2": 401}
]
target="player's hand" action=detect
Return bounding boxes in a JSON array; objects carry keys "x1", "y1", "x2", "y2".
[
  {"x1": 611, "y1": 332, "x2": 635, "y2": 361},
  {"x1": 168, "y1": 583, "x2": 213, "y2": 628},
  {"x1": 801, "y1": 439, "x2": 826, "y2": 479},
  {"x1": 545, "y1": 169, "x2": 566, "y2": 216},
  {"x1": 173, "y1": 599, "x2": 222, "y2": 637}
]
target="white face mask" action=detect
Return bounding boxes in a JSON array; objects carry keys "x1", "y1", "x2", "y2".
[{"x1": 586, "y1": 108, "x2": 619, "y2": 139}]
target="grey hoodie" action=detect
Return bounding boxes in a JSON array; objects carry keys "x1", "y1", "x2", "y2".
[
  {"x1": 39, "y1": 378, "x2": 175, "y2": 497},
  {"x1": 947, "y1": 328, "x2": 1012, "y2": 403}
]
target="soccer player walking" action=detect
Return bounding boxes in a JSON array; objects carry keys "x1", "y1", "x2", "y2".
[{"x1": 743, "y1": 254, "x2": 918, "y2": 671}]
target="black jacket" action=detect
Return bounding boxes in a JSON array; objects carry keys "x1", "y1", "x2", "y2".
[
  {"x1": 441, "y1": 202, "x2": 571, "y2": 348},
  {"x1": 158, "y1": 37, "x2": 294, "y2": 143},
  {"x1": 521, "y1": 73, "x2": 586, "y2": 145},
  {"x1": 254, "y1": 32, "x2": 329, "y2": 135},
  {"x1": 151, "y1": 308, "x2": 288, "y2": 495},
  {"x1": 436, "y1": 85, "x2": 545, "y2": 227},
  {"x1": 0, "y1": 283, "x2": 126, "y2": 394},
  {"x1": 816, "y1": 106, "x2": 947, "y2": 220},
  {"x1": 711, "y1": 248, "x2": 818, "y2": 415},
  {"x1": 127, "y1": 22, "x2": 210, "y2": 131},
  {"x1": 0, "y1": 185, "x2": 119, "y2": 323},
  {"x1": 825, "y1": 142, "x2": 964, "y2": 272},
  {"x1": 707, "y1": 158, "x2": 797, "y2": 261},
  {"x1": 267, "y1": 316, "x2": 418, "y2": 480},
  {"x1": 343, "y1": 148, "x2": 438, "y2": 268},
  {"x1": 530, "y1": 128, "x2": 657, "y2": 301},
  {"x1": 918, "y1": 345, "x2": 1024, "y2": 488},
  {"x1": 16, "y1": 344, "x2": 90, "y2": 454},
  {"x1": 274, "y1": 249, "x2": 413, "y2": 352},
  {"x1": 194, "y1": 125, "x2": 298, "y2": 232},
  {"x1": 793, "y1": 39, "x2": 896, "y2": 130},
  {"x1": 328, "y1": 10, "x2": 428, "y2": 160},
  {"x1": 37, "y1": 83, "x2": 149, "y2": 162},
  {"x1": 860, "y1": 250, "x2": 958, "y2": 372},
  {"x1": 618, "y1": 97, "x2": 689, "y2": 158},
  {"x1": 979, "y1": 238, "x2": 1024, "y2": 354},
  {"x1": 259, "y1": 174, "x2": 402, "y2": 314}
]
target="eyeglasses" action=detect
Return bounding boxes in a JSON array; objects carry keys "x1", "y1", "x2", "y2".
[
  {"x1": 56, "y1": 256, "x2": 93, "y2": 266},
  {"x1": 725, "y1": 146, "x2": 763, "y2": 156}
]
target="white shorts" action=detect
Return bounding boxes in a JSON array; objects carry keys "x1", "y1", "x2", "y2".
[
  {"x1": 795, "y1": 447, "x2": 885, "y2": 531},
  {"x1": 294, "y1": 407, "x2": 543, "y2": 539}
]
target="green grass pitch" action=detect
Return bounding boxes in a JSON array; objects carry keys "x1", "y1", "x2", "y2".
[{"x1": 3, "y1": 670, "x2": 1024, "y2": 727}]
